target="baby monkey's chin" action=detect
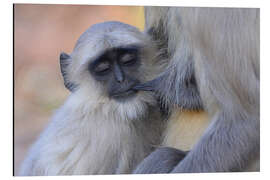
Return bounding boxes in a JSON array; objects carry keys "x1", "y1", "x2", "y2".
[{"x1": 111, "y1": 89, "x2": 138, "y2": 103}]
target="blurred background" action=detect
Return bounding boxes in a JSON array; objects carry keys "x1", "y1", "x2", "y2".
[{"x1": 14, "y1": 4, "x2": 144, "y2": 175}]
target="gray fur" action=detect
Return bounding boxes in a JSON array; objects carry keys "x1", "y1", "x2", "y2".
[
  {"x1": 133, "y1": 58, "x2": 204, "y2": 110},
  {"x1": 134, "y1": 7, "x2": 204, "y2": 111},
  {"x1": 135, "y1": 7, "x2": 260, "y2": 172},
  {"x1": 133, "y1": 147, "x2": 187, "y2": 174},
  {"x1": 19, "y1": 21, "x2": 164, "y2": 175}
]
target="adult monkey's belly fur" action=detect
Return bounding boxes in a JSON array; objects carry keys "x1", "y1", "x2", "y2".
[
  {"x1": 162, "y1": 110, "x2": 210, "y2": 151},
  {"x1": 162, "y1": 110, "x2": 259, "y2": 171}
]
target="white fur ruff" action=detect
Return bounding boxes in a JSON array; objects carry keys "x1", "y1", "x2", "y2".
[{"x1": 19, "y1": 89, "x2": 160, "y2": 175}]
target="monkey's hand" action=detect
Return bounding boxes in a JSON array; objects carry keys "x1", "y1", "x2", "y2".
[
  {"x1": 133, "y1": 147, "x2": 187, "y2": 174},
  {"x1": 133, "y1": 76, "x2": 161, "y2": 92},
  {"x1": 133, "y1": 71, "x2": 203, "y2": 111}
]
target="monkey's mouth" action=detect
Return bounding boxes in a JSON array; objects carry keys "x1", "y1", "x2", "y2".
[{"x1": 111, "y1": 89, "x2": 138, "y2": 101}]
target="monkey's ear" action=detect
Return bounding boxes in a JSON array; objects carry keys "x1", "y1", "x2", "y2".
[{"x1": 60, "y1": 52, "x2": 77, "y2": 92}]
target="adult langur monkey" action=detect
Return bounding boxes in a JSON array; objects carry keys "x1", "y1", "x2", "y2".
[
  {"x1": 133, "y1": 7, "x2": 260, "y2": 173},
  {"x1": 19, "y1": 21, "x2": 170, "y2": 175}
]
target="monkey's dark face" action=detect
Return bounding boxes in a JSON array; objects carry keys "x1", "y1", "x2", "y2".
[{"x1": 88, "y1": 45, "x2": 142, "y2": 102}]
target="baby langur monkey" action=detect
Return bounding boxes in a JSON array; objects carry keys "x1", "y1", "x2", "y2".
[{"x1": 19, "y1": 21, "x2": 165, "y2": 175}]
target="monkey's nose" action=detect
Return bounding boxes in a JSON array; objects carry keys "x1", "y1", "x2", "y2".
[
  {"x1": 115, "y1": 73, "x2": 124, "y2": 82},
  {"x1": 113, "y1": 64, "x2": 125, "y2": 83}
]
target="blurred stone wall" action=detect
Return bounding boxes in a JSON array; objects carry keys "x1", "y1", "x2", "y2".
[{"x1": 14, "y1": 4, "x2": 144, "y2": 175}]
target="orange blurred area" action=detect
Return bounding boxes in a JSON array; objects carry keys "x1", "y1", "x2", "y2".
[{"x1": 14, "y1": 4, "x2": 144, "y2": 175}]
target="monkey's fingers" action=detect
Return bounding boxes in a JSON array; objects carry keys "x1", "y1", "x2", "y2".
[
  {"x1": 133, "y1": 147, "x2": 188, "y2": 174},
  {"x1": 133, "y1": 77, "x2": 161, "y2": 92},
  {"x1": 133, "y1": 83, "x2": 154, "y2": 91}
]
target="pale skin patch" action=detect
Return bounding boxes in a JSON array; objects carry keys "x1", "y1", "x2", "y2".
[{"x1": 162, "y1": 110, "x2": 210, "y2": 151}]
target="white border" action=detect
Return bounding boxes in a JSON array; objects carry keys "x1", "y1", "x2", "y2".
[
  {"x1": 2, "y1": 0, "x2": 269, "y2": 180},
  {"x1": 10, "y1": 0, "x2": 262, "y2": 7}
]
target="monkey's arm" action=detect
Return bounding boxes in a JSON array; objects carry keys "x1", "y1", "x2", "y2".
[
  {"x1": 134, "y1": 72, "x2": 259, "y2": 172},
  {"x1": 133, "y1": 147, "x2": 187, "y2": 174},
  {"x1": 133, "y1": 59, "x2": 203, "y2": 111},
  {"x1": 134, "y1": 110, "x2": 259, "y2": 173},
  {"x1": 170, "y1": 110, "x2": 259, "y2": 172}
]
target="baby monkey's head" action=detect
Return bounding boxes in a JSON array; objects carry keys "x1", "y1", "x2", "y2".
[{"x1": 60, "y1": 21, "x2": 158, "y2": 119}]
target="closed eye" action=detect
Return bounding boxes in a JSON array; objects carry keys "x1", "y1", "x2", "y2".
[
  {"x1": 119, "y1": 54, "x2": 137, "y2": 66},
  {"x1": 94, "y1": 62, "x2": 110, "y2": 74}
]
